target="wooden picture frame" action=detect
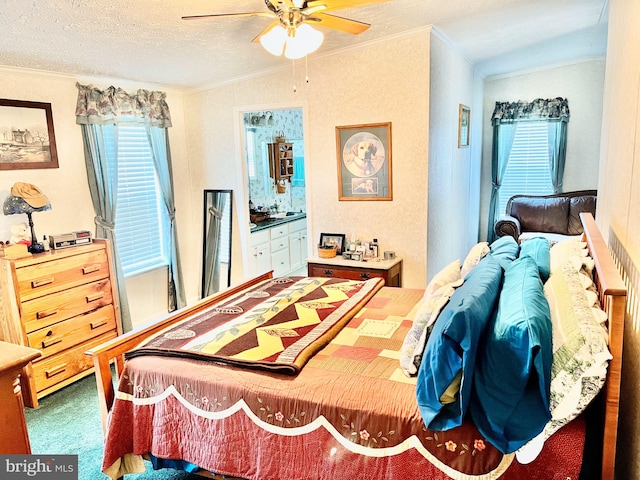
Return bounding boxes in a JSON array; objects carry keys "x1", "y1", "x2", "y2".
[
  {"x1": 319, "y1": 233, "x2": 346, "y2": 254},
  {"x1": 336, "y1": 122, "x2": 392, "y2": 201},
  {"x1": 0, "y1": 99, "x2": 59, "y2": 170},
  {"x1": 458, "y1": 104, "x2": 470, "y2": 148}
]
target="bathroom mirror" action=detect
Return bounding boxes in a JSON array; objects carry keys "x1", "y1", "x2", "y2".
[{"x1": 202, "y1": 189, "x2": 233, "y2": 298}]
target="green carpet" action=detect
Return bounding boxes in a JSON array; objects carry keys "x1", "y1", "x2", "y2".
[{"x1": 24, "y1": 373, "x2": 203, "y2": 479}]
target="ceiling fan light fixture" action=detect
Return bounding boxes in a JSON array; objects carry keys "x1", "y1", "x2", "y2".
[
  {"x1": 283, "y1": 23, "x2": 324, "y2": 60},
  {"x1": 259, "y1": 25, "x2": 287, "y2": 56}
]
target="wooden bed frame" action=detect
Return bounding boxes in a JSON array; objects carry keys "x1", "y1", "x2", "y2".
[{"x1": 86, "y1": 213, "x2": 626, "y2": 480}]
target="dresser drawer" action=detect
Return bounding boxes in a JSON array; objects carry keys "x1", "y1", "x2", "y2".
[
  {"x1": 32, "y1": 331, "x2": 117, "y2": 393},
  {"x1": 16, "y1": 250, "x2": 109, "y2": 302},
  {"x1": 308, "y1": 265, "x2": 386, "y2": 282},
  {"x1": 27, "y1": 305, "x2": 116, "y2": 359},
  {"x1": 22, "y1": 279, "x2": 114, "y2": 333}
]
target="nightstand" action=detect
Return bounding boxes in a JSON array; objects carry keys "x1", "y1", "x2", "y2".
[
  {"x1": 0, "y1": 341, "x2": 41, "y2": 454},
  {"x1": 307, "y1": 256, "x2": 402, "y2": 287}
]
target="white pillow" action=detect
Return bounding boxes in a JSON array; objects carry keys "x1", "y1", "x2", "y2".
[
  {"x1": 399, "y1": 259, "x2": 463, "y2": 376},
  {"x1": 550, "y1": 238, "x2": 588, "y2": 275},
  {"x1": 461, "y1": 242, "x2": 490, "y2": 278}
]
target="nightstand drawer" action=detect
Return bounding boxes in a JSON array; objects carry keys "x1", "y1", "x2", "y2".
[
  {"x1": 32, "y1": 331, "x2": 117, "y2": 392},
  {"x1": 308, "y1": 265, "x2": 385, "y2": 282},
  {"x1": 22, "y1": 279, "x2": 114, "y2": 333},
  {"x1": 16, "y1": 249, "x2": 109, "y2": 302},
  {"x1": 27, "y1": 305, "x2": 116, "y2": 359}
]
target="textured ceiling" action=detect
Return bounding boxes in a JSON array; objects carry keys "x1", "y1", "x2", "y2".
[{"x1": 0, "y1": 0, "x2": 609, "y2": 90}]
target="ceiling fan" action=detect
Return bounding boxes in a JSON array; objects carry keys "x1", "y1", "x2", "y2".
[{"x1": 182, "y1": 0, "x2": 390, "y2": 59}]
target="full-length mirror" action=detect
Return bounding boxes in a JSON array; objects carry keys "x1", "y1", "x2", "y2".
[{"x1": 202, "y1": 189, "x2": 233, "y2": 298}]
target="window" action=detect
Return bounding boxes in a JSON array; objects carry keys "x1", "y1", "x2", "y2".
[
  {"x1": 498, "y1": 121, "x2": 554, "y2": 215},
  {"x1": 103, "y1": 122, "x2": 170, "y2": 275}
]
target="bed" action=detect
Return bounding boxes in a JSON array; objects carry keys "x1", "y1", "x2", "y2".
[{"x1": 88, "y1": 213, "x2": 626, "y2": 480}]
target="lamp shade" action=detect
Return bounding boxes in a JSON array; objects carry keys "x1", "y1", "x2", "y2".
[
  {"x1": 260, "y1": 25, "x2": 287, "y2": 56},
  {"x1": 284, "y1": 24, "x2": 324, "y2": 60},
  {"x1": 3, "y1": 195, "x2": 51, "y2": 216},
  {"x1": 259, "y1": 23, "x2": 324, "y2": 59}
]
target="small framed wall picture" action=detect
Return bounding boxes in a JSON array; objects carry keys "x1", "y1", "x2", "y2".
[
  {"x1": 319, "y1": 233, "x2": 346, "y2": 255},
  {"x1": 458, "y1": 104, "x2": 470, "y2": 148},
  {"x1": 0, "y1": 99, "x2": 59, "y2": 170}
]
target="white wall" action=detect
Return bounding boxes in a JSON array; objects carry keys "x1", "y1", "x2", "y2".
[
  {"x1": 183, "y1": 28, "x2": 431, "y2": 289},
  {"x1": 427, "y1": 30, "x2": 483, "y2": 280},
  {"x1": 597, "y1": 0, "x2": 640, "y2": 477},
  {"x1": 479, "y1": 60, "x2": 606, "y2": 240}
]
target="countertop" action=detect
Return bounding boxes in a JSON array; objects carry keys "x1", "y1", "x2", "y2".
[{"x1": 250, "y1": 212, "x2": 306, "y2": 233}]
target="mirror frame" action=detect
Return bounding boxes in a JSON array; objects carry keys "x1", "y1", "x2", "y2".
[{"x1": 201, "y1": 189, "x2": 233, "y2": 298}]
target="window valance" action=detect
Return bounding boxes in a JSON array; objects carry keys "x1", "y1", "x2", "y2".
[
  {"x1": 491, "y1": 97, "x2": 569, "y2": 125},
  {"x1": 75, "y1": 83, "x2": 172, "y2": 128}
]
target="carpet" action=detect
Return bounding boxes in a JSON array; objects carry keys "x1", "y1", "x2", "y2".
[{"x1": 24, "y1": 373, "x2": 203, "y2": 479}]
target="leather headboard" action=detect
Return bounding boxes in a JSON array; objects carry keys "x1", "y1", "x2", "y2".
[{"x1": 506, "y1": 190, "x2": 597, "y2": 236}]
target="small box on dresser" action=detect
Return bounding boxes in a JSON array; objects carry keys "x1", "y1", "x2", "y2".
[{"x1": 0, "y1": 239, "x2": 121, "y2": 408}]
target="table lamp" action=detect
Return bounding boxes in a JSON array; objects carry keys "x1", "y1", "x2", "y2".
[{"x1": 3, "y1": 182, "x2": 52, "y2": 254}]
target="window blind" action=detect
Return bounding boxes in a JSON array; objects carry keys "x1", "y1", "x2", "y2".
[
  {"x1": 498, "y1": 121, "x2": 554, "y2": 215},
  {"x1": 104, "y1": 123, "x2": 169, "y2": 275}
]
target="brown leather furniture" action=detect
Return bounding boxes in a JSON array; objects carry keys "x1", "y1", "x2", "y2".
[{"x1": 494, "y1": 190, "x2": 597, "y2": 243}]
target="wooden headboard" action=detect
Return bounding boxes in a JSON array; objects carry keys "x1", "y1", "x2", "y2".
[{"x1": 580, "y1": 212, "x2": 627, "y2": 480}]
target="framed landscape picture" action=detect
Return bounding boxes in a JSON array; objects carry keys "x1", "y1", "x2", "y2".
[
  {"x1": 0, "y1": 99, "x2": 59, "y2": 170},
  {"x1": 336, "y1": 122, "x2": 392, "y2": 201}
]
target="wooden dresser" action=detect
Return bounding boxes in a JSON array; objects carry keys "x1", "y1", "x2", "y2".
[{"x1": 0, "y1": 239, "x2": 121, "y2": 407}]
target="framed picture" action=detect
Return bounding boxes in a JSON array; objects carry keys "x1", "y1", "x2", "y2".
[
  {"x1": 0, "y1": 99, "x2": 59, "y2": 170},
  {"x1": 458, "y1": 104, "x2": 470, "y2": 148},
  {"x1": 336, "y1": 122, "x2": 392, "y2": 201},
  {"x1": 319, "y1": 233, "x2": 346, "y2": 254}
]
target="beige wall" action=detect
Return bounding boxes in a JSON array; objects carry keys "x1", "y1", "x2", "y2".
[
  {"x1": 479, "y1": 60, "x2": 606, "y2": 240},
  {"x1": 183, "y1": 28, "x2": 431, "y2": 290},
  {"x1": 597, "y1": 0, "x2": 640, "y2": 477},
  {"x1": 427, "y1": 30, "x2": 483, "y2": 279}
]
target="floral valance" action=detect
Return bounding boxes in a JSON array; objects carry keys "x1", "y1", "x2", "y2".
[
  {"x1": 491, "y1": 97, "x2": 569, "y2": 125},
  {"x1": 75, "y1": 83, "x2": 172, "y2": 128}
]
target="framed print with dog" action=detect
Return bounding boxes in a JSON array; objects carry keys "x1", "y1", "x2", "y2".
[
  {"x1": 0, "y1": 99, "x2": 59, "y2": 170},
  {"x1": 336, "y1": 122, "x2": 392, "y2": 201}
]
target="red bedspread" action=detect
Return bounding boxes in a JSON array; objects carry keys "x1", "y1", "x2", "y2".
[{"x1": 102, "y1": 286, "x2": 585, "y2": 480}]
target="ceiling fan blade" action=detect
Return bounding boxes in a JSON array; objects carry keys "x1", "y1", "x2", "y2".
[
  {"x1": 182, "y1": 12, "x2": 274, "y2": 20},
  {"x1": 251, "y1": 20, "x2": 281, "y2": 43},
  {"x1": 310, "y1": 12, "x2": 370, "y2": 34},
  {"x1": 306, "y1": 0, "x2": 389, "y2": 12}
]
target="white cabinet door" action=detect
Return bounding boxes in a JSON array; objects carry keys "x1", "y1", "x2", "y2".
[
  {"x1": 249, "y1": 230, "x2": 271, "y2": 277},
  {"x1": 289, "y1": 231, "x2": 303, "y2": 271},
  {"x1": 271, "y1": 247, "x2": 291, "y2": 277}
]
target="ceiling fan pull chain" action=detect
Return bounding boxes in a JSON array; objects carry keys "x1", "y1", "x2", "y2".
[
  {"x1": 305, "y1": 55, "x2": 310, "y2": 84},
  {"x1": 292, "y1": 59, "x2": 297, "y2": 93}
]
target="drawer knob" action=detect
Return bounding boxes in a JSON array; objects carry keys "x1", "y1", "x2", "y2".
[
  {"x1": 323, "y1": 269, "x2": 334, "y2": 276},
  {"x1": 360, "y1": 272, "x2": 371, "y2": 280},
  {"x1": 31, "y1": 277, "x2": 54, "y2": 288},
  {"x1": 86, "y1": 292, "x2": 105, "y2": 303},
  {"x1": 36, "y1": 309, "x2": 58, "y2": 319},
  {"x1": 82, "y1": 265, "x2": 101, "y2": 275},
  {"x1": 90, "y1": 319, "x2": 109, "y2": 330},
  {"x1": 45, "y1": 364, "x2": 67, "y2": 378}
]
